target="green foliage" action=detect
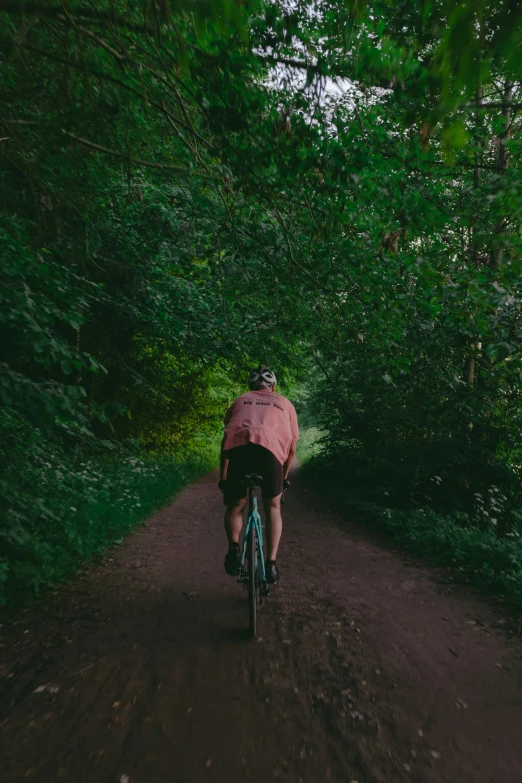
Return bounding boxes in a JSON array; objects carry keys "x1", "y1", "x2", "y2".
[
  {"x1": 296, "y1": 426, "x2": 324, "y2": 465},
  {"x1": 302, "y1": 457, "x2": 522, "y2": 607},
  {"x1": 0, "y1": 217, "x2": 102, "y2": 431},
  {"x1": 0, "y1": 405, "x2": 220, "y2": 605},
  {"x1": 3, "y1": 0, "x2": 522, "y2": 605}
]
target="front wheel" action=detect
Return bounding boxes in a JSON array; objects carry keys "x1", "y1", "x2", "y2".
[{"x1": 247, "y1": 528, "x2": 257, "y2": 638}]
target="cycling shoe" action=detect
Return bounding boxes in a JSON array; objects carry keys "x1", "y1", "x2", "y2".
[
  {"x1": 224, "y1": 544, "x2": 241, "y2": 576},
  {"x1": 266, "y1": 561, "x2": 280, "y2": 584}
]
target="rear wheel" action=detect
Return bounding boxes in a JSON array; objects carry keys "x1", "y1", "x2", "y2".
[{"x1": 247, "y1": 528, "x2": 257, "y2": 638}]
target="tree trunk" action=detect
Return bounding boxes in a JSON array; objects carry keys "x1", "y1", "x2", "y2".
[
  {"x1": 464, "y1": 87, "x2": 483, "y2": 386},
  {"x1": 493, "y1": 78, "x2": 513, "y2": 268}
]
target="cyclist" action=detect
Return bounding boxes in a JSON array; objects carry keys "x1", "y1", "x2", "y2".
[{"x1": 219, "y1": 365, "x2": 299, "y2": 584}]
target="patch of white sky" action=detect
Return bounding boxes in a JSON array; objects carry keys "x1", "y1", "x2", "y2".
[{"x1": 253, "y1": 0, "x2": 394, "y2": 136}]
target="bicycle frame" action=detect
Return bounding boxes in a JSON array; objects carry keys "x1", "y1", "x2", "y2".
[{"x1": 240, "y1": 483, "x2": 267, "y2": 582}]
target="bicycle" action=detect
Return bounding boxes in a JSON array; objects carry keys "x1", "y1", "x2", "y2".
[{"x1": 238, "y1": 473, "x2": 269, "y2": 638}]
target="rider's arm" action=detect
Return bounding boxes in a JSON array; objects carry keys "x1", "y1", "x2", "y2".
[
  {"x1": 220, "y1": 437, "x2": 230, "y2": 481},
  {"x1": 220, "y1": 403, "x2": 234, "y2": 481},
  {"x1": 283, "y1": 440, "x2": 297, "y2": 480},
  {"x1": 283, "y1": 402, "x2": 299, "y2": 481}
]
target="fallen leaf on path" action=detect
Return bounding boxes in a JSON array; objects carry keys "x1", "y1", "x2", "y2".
[
  {"x1": 33, "y1": 684, "x2": 60, "y2": 694},
  {"x1": 430, "y1": 751, "x2": 441, "y2": 759},
  {"x1": 417, "y1": 729, "x2": 424, "y2": 737},
  {"x1": 206, "y1": 759, "x2": 212, "y2": 768},
  {"x1": 403, "y1": 764, "x2": 412, "y2": 772},
  {"x1": 113, "y1": 702, "x2": 121, "y2": 708},
  {"x1": 73, "y1": 664, "x2": 94, "y2": 676},
  {"x1": 120, "y1": 776, "x2": 130, "y2": 783},
  {"x1": 449, "y1": 648, "x2": 459, "y2": 657}
]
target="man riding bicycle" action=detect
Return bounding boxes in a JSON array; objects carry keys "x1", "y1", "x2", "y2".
[{"x1": 219, "y1": 365, "x2": 299, "y2": 584}]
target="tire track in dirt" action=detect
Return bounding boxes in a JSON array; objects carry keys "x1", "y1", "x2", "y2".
[{"x1": 1, "y1": 471, "x2": 521, "y2": 782}]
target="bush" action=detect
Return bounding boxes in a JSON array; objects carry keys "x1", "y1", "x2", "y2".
[
  {"x1": 0, "y1": 407, "x2": 219, "y2": 606},
  {"x1": 302, "y1": 454, "x2": 522, "y2": 609}
]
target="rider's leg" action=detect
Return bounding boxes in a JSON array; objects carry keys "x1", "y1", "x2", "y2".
[
  {"x1": 225, "y1": 497, "x2": 247, "y2": 545},
  {"x1": 263, "y1": 493, "x2": 283, "y2": 561},
  {"x1": 224, "y1": 497, "x2": 246, "y2": 576}
]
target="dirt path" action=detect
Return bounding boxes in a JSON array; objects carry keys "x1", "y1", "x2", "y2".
[{"x1": 1, "y1": 472, "x2": 522, "y2": 783}]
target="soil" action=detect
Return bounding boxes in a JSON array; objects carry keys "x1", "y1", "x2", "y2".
[{"x1": 1, "y1": 471, "x2": 522, "y2": 783}]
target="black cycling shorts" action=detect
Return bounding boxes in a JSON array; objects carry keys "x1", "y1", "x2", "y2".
[{"x1": 224, "y1": 443, "x2": 283, "y2": 505}]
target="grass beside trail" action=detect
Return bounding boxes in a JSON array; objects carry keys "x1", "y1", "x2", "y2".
[
  {"x1": 1, "y1": 436, "x2": 219, "y2": 607},
  {"x1": 300, "y1": 453, "x2": 522, "y2": 612},
  {"x1": 296, "y1": 426, "x2": 323, "y2": 464}
]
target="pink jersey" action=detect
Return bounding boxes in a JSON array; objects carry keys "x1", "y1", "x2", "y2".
[{"x1": 223, "y1": 389, "x2": 299, "y2": 465}]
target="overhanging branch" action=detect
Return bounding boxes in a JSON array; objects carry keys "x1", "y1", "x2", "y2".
[
  {"x1": 62, "y1": 131, "x2": 192, "y2": 174},
  {"x1": 0, "y1": 1, "x2": 151, "y2": 32}
]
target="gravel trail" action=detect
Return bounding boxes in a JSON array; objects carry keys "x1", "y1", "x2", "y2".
[{"x1": 1, "y1": 471, "x2": 521, "y2": 782}]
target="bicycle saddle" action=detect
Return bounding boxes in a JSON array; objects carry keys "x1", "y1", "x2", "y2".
[{"x1": 244, "y1": 473, "x2": 264, "y2": 485}]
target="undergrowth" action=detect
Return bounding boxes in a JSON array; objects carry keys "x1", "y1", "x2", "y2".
[
  {"x1": 301, "y1": 454, "x2": 522, "y2": 611},
  {"x1": 0, "y1": 411, "x2": 219, "y2": 606},
  {"x1": 296, "y1": 426, "x2": 323, "y2": 464}
]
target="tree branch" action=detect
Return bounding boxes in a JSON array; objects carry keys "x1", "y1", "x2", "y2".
[
  {"x1": 62, "y1": 131, "x2": 192, "y2": 174},
  {"x1": 0, "y1": 1, "x2": 151, "y2": 32},
  {"x1": 2, "y1": 39, "x2": 214, "y2": 154},
  {"x1": 463, "y1": 100, "x2": 522, "y2": 111}
]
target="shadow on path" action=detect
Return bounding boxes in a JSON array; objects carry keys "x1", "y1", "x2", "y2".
[{"x1": 1, "y1": 471, "x2": 522, "y2": 782}]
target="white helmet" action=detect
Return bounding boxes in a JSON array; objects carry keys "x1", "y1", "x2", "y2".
[{"x1": 248, "y1": 364, "x2": 277, "y2": 390}]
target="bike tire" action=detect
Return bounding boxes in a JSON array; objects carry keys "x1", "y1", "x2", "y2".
[{"x1": 248, "y1": 528, "x2": 257, "y2": 638}]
